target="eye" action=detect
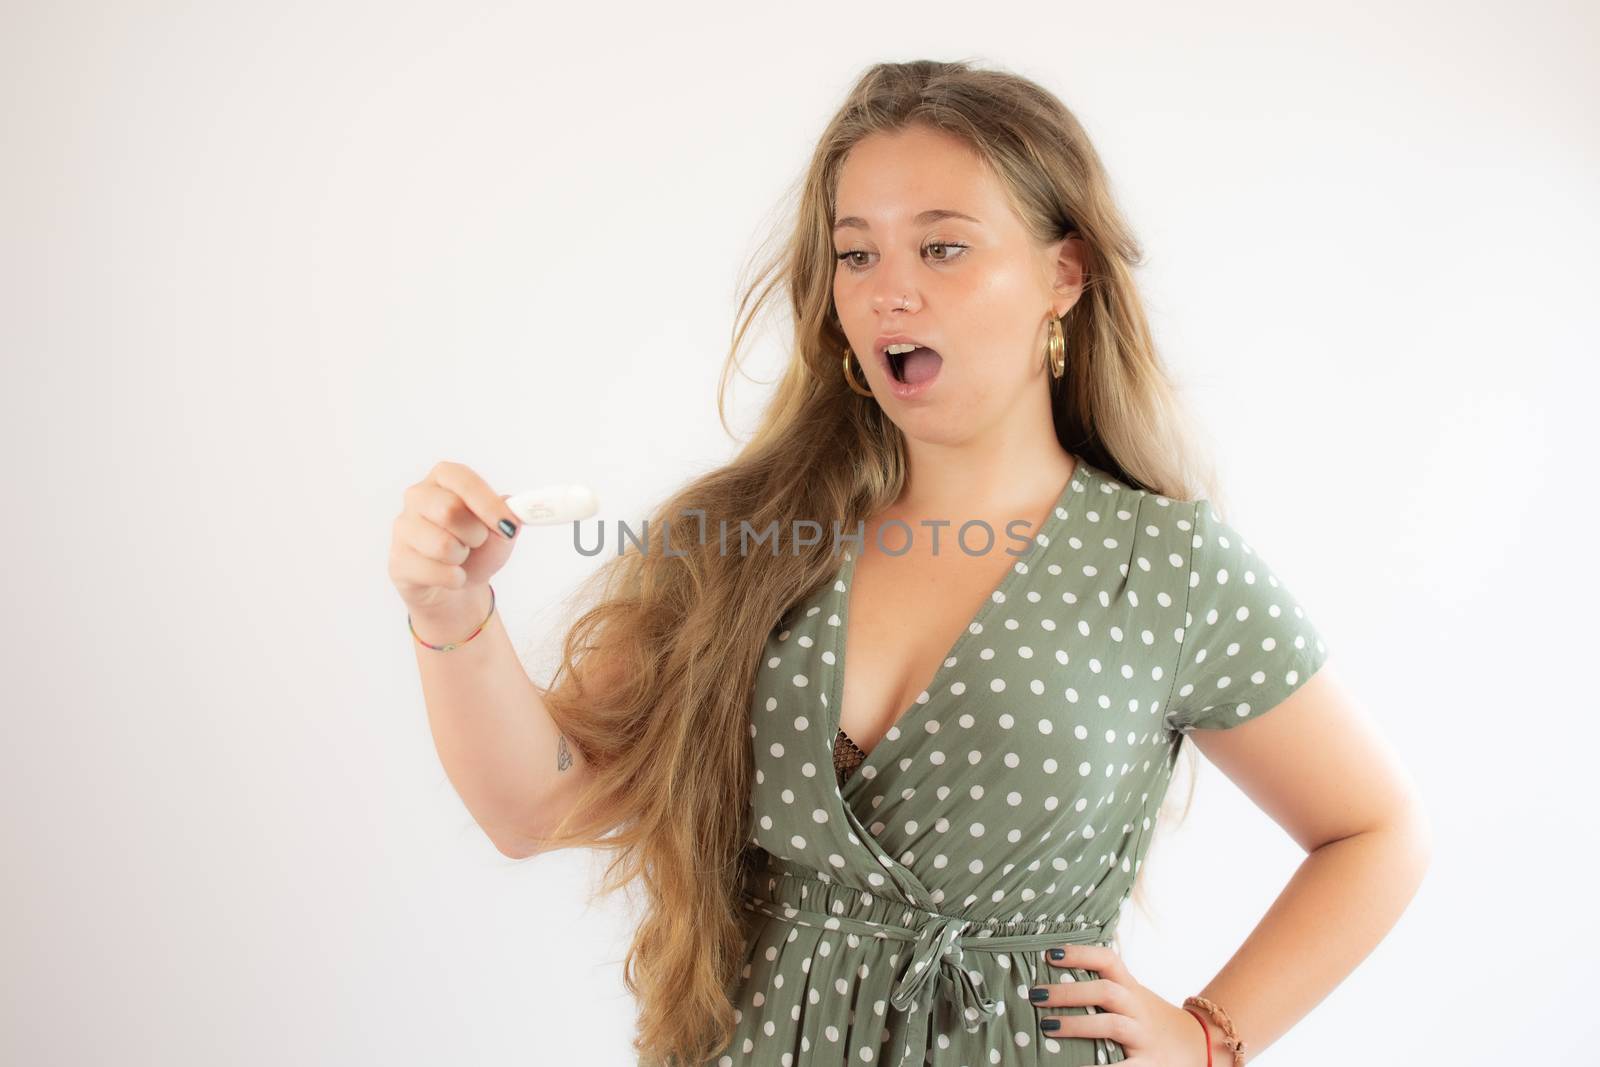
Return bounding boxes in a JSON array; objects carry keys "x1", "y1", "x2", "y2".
[{"x1": 834, "y1": 242, "x2": 970, "y2": 272}]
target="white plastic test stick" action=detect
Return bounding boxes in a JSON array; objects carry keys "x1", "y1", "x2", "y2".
[{"x1": 505, "y1": 484, "x2": 599, "y2": 525}]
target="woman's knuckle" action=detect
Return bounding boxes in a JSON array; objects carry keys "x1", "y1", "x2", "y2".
[
  {"x1": 423, "y1": 499, "x2": 453, "y2": 531},
  {"x1": 1106, "y1": 984, "x2": 1134, "y2": 1014}
]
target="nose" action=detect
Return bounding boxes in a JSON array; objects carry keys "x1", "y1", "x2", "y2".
[{"x1": 867, "y1": 252, "x2": 921, "y2": 315}]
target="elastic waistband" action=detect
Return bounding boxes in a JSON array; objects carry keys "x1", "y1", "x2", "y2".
[
  {"x1": 739, "y1": 891, "x2": 1112, "y2": 952},
  {"x1": 739, "y1": 857, "x2": 1116, "y2": 950}
]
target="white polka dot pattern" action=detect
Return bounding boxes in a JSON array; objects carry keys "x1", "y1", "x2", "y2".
[
  {"x1": 711, "y1": 457, "x2": 1330, "y2": 1066},
  {"x1": 1163, "y1": 500, "x2": 1330, "y2": 733}
]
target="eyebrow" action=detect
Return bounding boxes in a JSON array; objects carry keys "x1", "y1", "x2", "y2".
[{"x1": 831, "y1": 209, "x2": 983, "y2": 232}]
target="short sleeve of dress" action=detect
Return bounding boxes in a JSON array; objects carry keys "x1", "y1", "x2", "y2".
[{"x1": 1164, "y1": 499, "x2": 1330, "y2": 733}]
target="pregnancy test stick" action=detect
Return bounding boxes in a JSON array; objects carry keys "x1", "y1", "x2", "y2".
[{"x1": 506, "y1": 484, "x2": 599, "y2": 525}]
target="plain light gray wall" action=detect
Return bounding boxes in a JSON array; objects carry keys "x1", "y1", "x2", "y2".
[{"x1": 3, "y1": 1, "x2": 1596, "y2": 1064}]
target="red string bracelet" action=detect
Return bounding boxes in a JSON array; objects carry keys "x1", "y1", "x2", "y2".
[
  {"x1": 1185, "y1": 995, "x2": 1247, "y2": 1064},
  {"x1": 1183, "y1": 1006, "x2": 1212, "y2": 1067}
]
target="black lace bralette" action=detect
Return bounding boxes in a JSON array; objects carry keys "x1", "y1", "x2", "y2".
[{"x1": 833, "y1": 727, "x2": 867, "y2": 785}]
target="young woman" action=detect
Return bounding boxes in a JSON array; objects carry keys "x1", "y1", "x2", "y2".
[{"x1": 393, "y1": 60, "x2": 1430, "y2": 1067}]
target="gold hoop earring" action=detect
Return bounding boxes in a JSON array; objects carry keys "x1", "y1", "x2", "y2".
[
  {"x1": 842, "y1": 347, "x2": 874, "y2": 397},
  {"x1": 1044, "y1": 315, "x2": 1067, "y2": 380}
]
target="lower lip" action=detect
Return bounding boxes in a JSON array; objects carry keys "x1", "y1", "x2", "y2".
[{"x1": 879, "y1": 350, "x2": 941, "y2": 399}]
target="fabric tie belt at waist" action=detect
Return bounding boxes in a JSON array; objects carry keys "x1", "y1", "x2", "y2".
[{"x1": 740, "y1": 892, "x2": 1113, "y2": 1067}]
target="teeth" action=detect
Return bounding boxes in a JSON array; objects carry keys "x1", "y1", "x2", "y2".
[{"x1": 884, "y1": 343, "x2": 921, "y2": 355}]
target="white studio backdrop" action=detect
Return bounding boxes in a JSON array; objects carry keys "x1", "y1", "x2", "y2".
[{"x1": 3, "y1": 1, "x2": 1596, "y2": 1064}]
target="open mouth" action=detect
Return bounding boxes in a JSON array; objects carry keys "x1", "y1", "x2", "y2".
[{"x1": 885, "y1": 345, "x2": 943, "y2": 385}]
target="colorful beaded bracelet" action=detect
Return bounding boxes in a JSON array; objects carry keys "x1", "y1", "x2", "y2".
[{"x1": 408, "y1": 584, "x2": 496, "y2": 651}]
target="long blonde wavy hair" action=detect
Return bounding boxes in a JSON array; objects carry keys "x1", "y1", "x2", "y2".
[{"x1": 521, "y1": 58, "x2": 1231, "y2": 1067}]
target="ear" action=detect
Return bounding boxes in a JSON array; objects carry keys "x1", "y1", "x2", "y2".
[{"x1": 1048, "y1": 234, "x2": 1087, "y2": 315}]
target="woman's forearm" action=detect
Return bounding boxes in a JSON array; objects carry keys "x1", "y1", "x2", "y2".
[
  {"x1": 411, "y1": 585, "x2": 583, "y2": 857},
  {"x1": 1191, "y1": 813, "x2": 1432, "y2": 1061}
]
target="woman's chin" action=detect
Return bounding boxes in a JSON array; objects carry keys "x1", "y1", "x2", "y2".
[{"x1": 886, "y1": 403, "x2": 974, "y2": 446}]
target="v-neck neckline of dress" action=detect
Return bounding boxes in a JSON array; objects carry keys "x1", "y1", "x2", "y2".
[{"x1": 826, "y1": 457, "x2": 1096, "y2": 788}]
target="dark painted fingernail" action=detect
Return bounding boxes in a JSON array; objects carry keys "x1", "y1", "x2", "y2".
[
  {"x1": 1028, "y1": 986, "x2": 1048, "y2": 1002},
  {"x1": 1040, "y1": 1017, "x2": 1061, "y2": 1032},
  {"x1": 498, "y1": 519, "x2": 517, "y2": 539},
  {"x1": 1048, "y1": 948, "x2": 1065, "y2": 961}
]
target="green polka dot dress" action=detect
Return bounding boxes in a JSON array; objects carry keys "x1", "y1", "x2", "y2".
[{"x1": 711, "y1": 456, "x2": 1329, "y2": 1066}]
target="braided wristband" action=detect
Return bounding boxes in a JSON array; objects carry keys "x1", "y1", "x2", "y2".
[
  {"x1": 1183, "y1": 996, "x2": 1246, "y2": 1065},
  {"x1": 409, "y1": 584, "x2": 496, "y2": 651}
]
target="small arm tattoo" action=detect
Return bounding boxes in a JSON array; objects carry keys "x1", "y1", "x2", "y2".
[{"x1": 556, "y1": 733, "x2": 573, "y2": 772}]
